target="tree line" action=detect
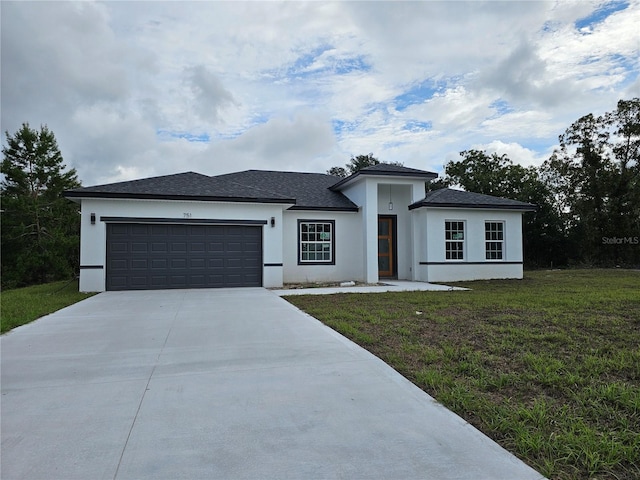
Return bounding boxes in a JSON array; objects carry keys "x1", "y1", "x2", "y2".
[{"x1": 2, "y1": 98, "x2": 638, "y2": 288}]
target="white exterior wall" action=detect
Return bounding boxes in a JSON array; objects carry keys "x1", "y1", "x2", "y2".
[
  {"x1": 376, "y1": 184, "x2": 412, "y2": 280},
  {"x1": 413, "y1": 207, "x2": 525, "y2": 282},
  {"x1": 341, "y1": 177, "x2": 426, "y2": 283},
  {"x1": 77, "y1": 198, "x2": 289, "y2": 292},
  {"x1": 282, "y1": 210, "x2": 363, "y2": 283}
]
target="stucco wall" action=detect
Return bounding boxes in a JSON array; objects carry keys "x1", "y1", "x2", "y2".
[
  {"x1": 376, "y1": 184, "x2": 412, "y2": 279},
  {"x1": 282, "y1": 210, "x2": 363, "y2": 284},
  {"x1": 413, "y1": 207, "x2": 525, "y2": 282},
  {"x1": 341, "y1": 177, "x2": 427, "y2": 283},
  {"x1": 77, "y1": 198, "x2": 289, "y2": 291}
]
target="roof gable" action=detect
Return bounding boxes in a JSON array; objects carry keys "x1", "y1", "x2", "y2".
[
  {"x1": 409, "y1": 188, "x2": 536, "y2": 211},
  {"x1": 330, "y1": 163, "x2": 437, "y2": 191}
]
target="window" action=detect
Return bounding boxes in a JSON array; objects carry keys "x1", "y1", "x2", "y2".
[
  {"x1": 485, "y1": 222, "x2": 504, "y2": 260},
  {"x1": 445, "y1": 221, "x2": 465, "y2": 260},
  {"x1": 298, "y1": 221, "x2": 335, "y2": 264}
]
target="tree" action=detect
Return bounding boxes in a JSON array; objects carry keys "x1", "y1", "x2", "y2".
[
  {"x1": 327, "y1": 153, "x2": 403, "y2": 177},
  {"x1": 1, "y1": 123, "x2": 81, "y2": 288},
  {"x1": 541, "y1": 98, "x2": 640, "y2": 265},
  {"x1": 604, "y1": 98, "x2": 640, "y2": 262},
  {"x1": 439, "y1": 150, "x2": 566, "y2": 267},
  {"x1": 327, "y1": 166, "x2": 348, "y2": 178}
]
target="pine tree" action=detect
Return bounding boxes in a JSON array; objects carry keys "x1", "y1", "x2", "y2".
[{"x1": 1, "y1": 123, "x2": 81, "y2": 287}]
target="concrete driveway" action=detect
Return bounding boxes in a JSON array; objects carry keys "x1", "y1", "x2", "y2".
[{"x1": 1, "y1": 288, "x2": 544, "y2": 479}]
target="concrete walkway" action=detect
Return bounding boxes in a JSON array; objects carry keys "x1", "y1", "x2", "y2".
[
  {"x1": 273, "y1": 280, "x2": 468, "y2": 296},
  {"x1": 1, "y1": 288, "x2": 543, "y2": 479}
]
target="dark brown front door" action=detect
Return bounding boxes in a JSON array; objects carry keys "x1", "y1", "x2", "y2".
[{"x1": 378, "y1": 216, "x2": 395, "y2": 277}]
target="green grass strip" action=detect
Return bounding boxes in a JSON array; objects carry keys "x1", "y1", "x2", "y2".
[{"x1": 1, "y1": 280, "x2": 96, "y2": 333}]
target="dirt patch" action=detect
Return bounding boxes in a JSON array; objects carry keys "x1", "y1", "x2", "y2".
[{"x1": 270, "y1": 281, "x2": 387, "y2": 290}]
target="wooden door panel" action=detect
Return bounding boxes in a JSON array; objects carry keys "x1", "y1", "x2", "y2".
[{"x1": 378, "y1": 217, "x2": 394, "y2": 277}]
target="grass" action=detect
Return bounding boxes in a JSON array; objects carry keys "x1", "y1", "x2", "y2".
[
  {"x1": 1, "y1": 279, "x2": 96, "y2": 333},
  {"x1": 285, "y1": 269, "x2": 640, "y2": 480}
]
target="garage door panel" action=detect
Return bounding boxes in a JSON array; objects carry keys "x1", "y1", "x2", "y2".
[
  {"x1": 170, "y1": 258, "x2": 187, "y2": 269},
  {"x1": 109, "y1": 276, "x2": 127, "y2": 288},
  {"x1": 226, "y1": 258, "x2": 241, "y2": 268},
  {"x1": 227, "y1": 242, "x2": 242, "y2": 252},
  {"x1": 190, "y1": 258, "x2": 206, "y2": 268},
  {"x1": 110, "y1": 224, "x2": 129, "y2": 235},
  {"x1": 151, "y1": 259, "x2": 168, "y2": 269},
  {"x1": 190, "y1": 242, "x2": 206, "y2": 252},
  {"x1": 131, "y1": 225, "x2": 149, "y2": 235},
  {"x1": 106, "y1": 223, "x2": 262, "y2": 290},
  {"x1": 171, "y1": 242, "x2": 187, "y2": 253},
  {"x1": 189, "y1": 274, "x2": 206, "y2": 285},
  {"x1": 150, "y1": 276, "x2": 168, "y2": 287},
  {"x1": 110, "y1": 242, "x2": 128, "y2": 253},
  {"x1": 130, "y1": 275, "x2": 150, "y2": 287},
  {"x1": 208, "y1": 258, "x2": 224, "y2": 268},
  {"x1": 151, "y1": 225, "x2": 168, "y2": 235},
  {"x1": 110, "y1": 259, "x2": 128, "y2": 271},
  {"x1": 209, "y1": 245, "x2": 224, "y2": 255},
  {"x1": 169, "y1": 275, "x2": 187, "y2": 286},
  {"x1": 245, "y1": 242, "x2": 260, "y2": 252},
  {"x1": 131, "y1": 259, "x2": 149, "y2": 269},
  {"x1": 151, "y1": 242, "x2": 168, "y2": 253},
  {"x1": 131, "y1": 243, "x2": 148, "y2": 253}
]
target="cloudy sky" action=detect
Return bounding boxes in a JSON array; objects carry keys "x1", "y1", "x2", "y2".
[{"x1": 2, "y1": 1, "x2": 639, "y2": 187}]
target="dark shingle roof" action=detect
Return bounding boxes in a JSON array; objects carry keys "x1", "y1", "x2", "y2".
[
  {"x1": 360, "y1": 163, "x2": 438, "y2": 176},
  {"x1": 214, "y1": 170, "x2": 358, "y2": 211},
  {"x1": 409, "y1": 188, "x2": 536, "y2": 211},
  {"x1": 330, "y1": 163, "x2": 437, "y2": 190},
  {"x1": 64, "y1": 172, "x2": 296, "y2": 204},
  {"x1": 65, "y1": 170, "x2": 359, "y2": 211}
]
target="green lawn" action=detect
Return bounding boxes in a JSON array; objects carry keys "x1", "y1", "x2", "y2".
[
  {"x1": 1, "y1": 279, "x2": 96, "y2": 333},
  {"x1": 285, "y1": 269, "x2": 640, "y2": 480}
]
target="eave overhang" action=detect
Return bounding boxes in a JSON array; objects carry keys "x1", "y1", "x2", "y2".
[
  {"x1": 287, "y1": 205, "x2": 359, "y2": 212},
  {"x1": 408, "y1": 202, "x2": 537, "y2": 211},
  {"x1": 330, "y1": 170, "x2": 437, "y2": 191},
  {"x1": 63, "y1": 191, "x2": 297, "y2": 205}
]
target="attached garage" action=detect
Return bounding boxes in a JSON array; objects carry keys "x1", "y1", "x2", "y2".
[{"x1": 106, "y1": 222, "x2": 263, "y2": 291}]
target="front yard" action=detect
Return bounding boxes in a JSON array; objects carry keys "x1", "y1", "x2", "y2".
[{"x1": 285, "y1": 269, "x2": 640, "y2": 480}]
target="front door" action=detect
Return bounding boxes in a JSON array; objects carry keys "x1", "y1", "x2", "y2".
[{"x1": 378, "y1": 216, "x2": 396, "y2": 278}]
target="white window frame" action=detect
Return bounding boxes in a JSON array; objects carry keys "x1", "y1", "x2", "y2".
[
  {"x1": 485, "y1": 221, "x2": 505, "y2": 260},
  {"x1": 298, "y1": 220, "x2": 335, "y2": 265},
  {"x1": 445, "y1": 220, "x2": 465, "y2": 261}
]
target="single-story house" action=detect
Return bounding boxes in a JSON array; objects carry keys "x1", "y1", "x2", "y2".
[{"x1": 64, "y1": 164, "x2": 536, "y2": 292}]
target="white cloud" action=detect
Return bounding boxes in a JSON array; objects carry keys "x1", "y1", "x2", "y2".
[
  {"x1": 185, "y1": 65, "x2": 238, "y2": 125},
  {"x1": 1, "y1": 0, "x2": 637, "y2": 186},
  {"x1": 475, "y1": 140, "x2": 549, "y2": 168},
  {"x1": 192, "y1": 109, "x2": 336, "y2": 175}
]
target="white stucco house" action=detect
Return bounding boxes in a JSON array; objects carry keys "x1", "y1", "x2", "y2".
[{"x1": 64, "y1": 164, "x2": 536, "y2": 292}]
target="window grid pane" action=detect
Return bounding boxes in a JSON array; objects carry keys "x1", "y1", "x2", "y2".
[
  {"x1": 485, "y1": 222, "x2": 504, "y2": 260},
  {"x1": 445, "y1": 221, "x2": 464, "y2": 260},
  {"x1": 300, "y1": 221, "x2": 333, "y2": 263}
]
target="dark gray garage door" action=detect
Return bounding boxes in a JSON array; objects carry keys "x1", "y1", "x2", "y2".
[{"x1": 106, "y1": 223, "x2": 262, "y2": 291}]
